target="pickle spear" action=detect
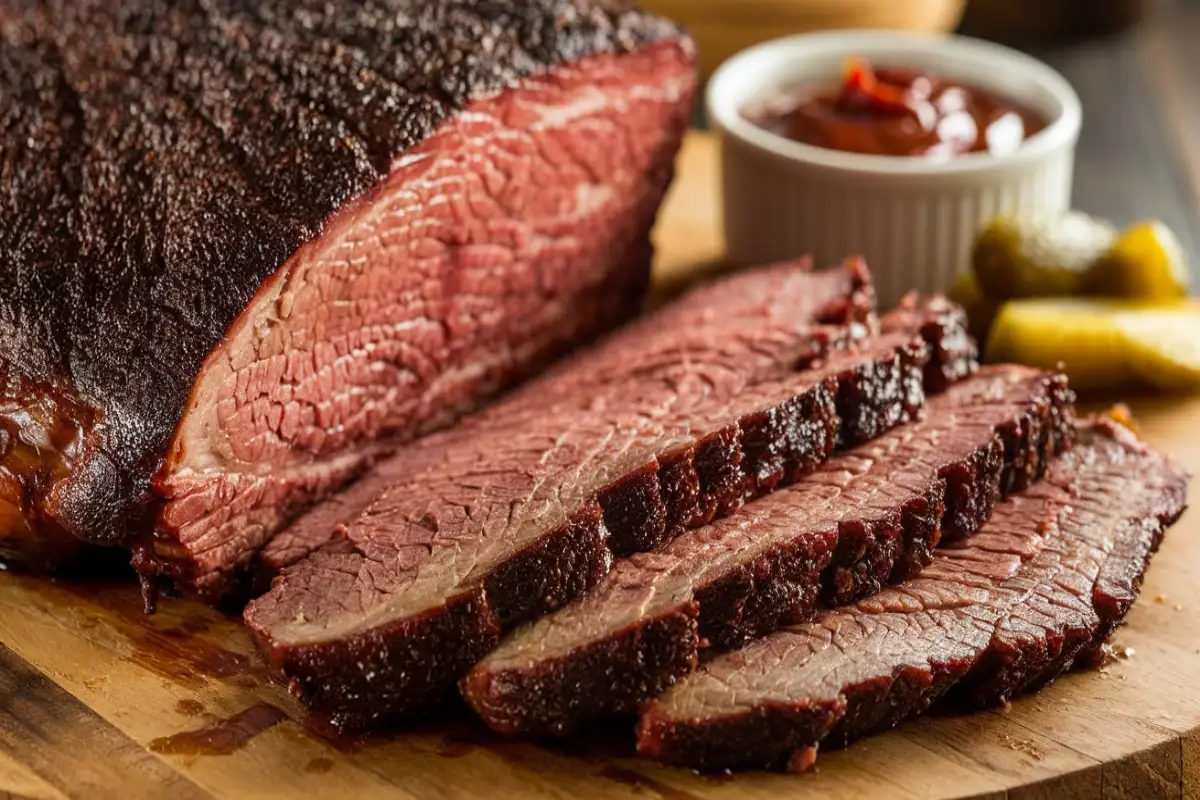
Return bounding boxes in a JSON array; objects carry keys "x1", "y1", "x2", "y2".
[
  {"x1": 1118, "y1": 310, "x2": 1200, "y2": 391},
  {"x1": 986, "y1": 298, "x2": 1200, "y2": 392}
]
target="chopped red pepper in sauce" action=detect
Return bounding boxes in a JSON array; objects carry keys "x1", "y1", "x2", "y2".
[{"x1": 748, "y1": 58, "x2": 1047, "y2": 159}]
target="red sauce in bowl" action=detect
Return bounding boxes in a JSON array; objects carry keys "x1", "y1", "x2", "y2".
[{"x1": 747, "y1": 58, "x2": 1048, "y2": 159}]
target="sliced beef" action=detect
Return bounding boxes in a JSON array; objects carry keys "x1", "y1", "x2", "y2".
[
  {"x1": 461, "y1": 366, "x2": 1073, "y2": 737},
  {"x1": 0, "y1": 2, "x2": 695, "y2": 595},
  {"x1": 245, "y1": 284, "x2": 972, "y2": 732},
  {"x1": 881, "y1": 293, "x2": 978, "y2": 394},
  {"x1": 636, "y1": 419, "x2": 1189, "y2": 773},
  {"x1": 256, "y1": 260, "x2": 874, "y2": 581}
]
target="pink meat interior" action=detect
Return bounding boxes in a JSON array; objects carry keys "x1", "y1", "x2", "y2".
[{"x1": 151, "y1": 43, "x2": 696, "y2": 596}]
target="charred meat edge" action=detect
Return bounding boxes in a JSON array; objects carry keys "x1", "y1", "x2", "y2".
[
  {"x1": 462, "y1": 368, "x2": 1073, "y2": 736},
  {"x1": 247, "y1": 305, "x2": 971, "y2": 731},
  {"x1": 636, "y1": 419, "x2": 1188, "y2": 772}
]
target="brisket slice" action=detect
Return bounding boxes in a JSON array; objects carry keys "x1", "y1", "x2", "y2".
[
  {"x1": 255, "y1": 260, "x2": 873, "y2": 582},
  {"x1": 881, "y1": 293, "x2": 978, "y2": 394},
  {"x1": 461, "y1": 366, "x2": 1073, "y2": 737},
  {"x1": 636, "y1": 419, "x2": 1189, "y2": 773},
  {"x1": 0, "y1": 2, "x2": 694, "y2": 593},
  {"x1": 245, "y1": 296, "x2": 970, "y2": 732}
]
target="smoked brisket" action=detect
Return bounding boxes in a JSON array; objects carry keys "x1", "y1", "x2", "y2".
[
  {"x1": 462, "y1": 366, "x2": 1073, "y2": 737},
  {"x1": 0, "y1": 1, "x2": 695, "y2": 595},
  {"x1": 636, "y1": 419, "x2": 1188, "y2": 773},
  {"x1": 255, "y1": 260, "x2": 874, "y2": 580},
  {"x1": 245, "y1": 274, "x2": 972, "y2": 731}
]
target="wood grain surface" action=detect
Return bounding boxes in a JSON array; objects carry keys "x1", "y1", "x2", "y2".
[{"x1": 4, "y1": 7, "x2": 1200, "y2": 795}]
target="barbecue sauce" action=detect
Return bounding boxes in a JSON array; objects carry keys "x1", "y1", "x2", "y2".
[
  {"x1": 748, "y1": 58, "x2": 1047, "y2": 159},
  {"x1": 148, "y1": 703, "x2": 287, "y2": 756}
]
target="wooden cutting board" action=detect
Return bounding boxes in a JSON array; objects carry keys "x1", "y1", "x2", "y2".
[{"x1": 2, "y1": 132, "x2": 1199, "y2": 800}]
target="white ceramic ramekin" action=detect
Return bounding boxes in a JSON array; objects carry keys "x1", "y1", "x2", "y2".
[{"x1": 708, "y1": 30, "x2": 1082, "y2": 308}]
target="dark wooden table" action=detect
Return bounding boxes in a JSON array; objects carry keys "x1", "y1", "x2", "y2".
[{"x1": 965, "y1": 0, "x2": 1200, "y2": 261}]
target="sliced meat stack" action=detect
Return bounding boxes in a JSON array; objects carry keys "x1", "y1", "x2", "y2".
[
  {"x1": 0, "y1": 1, "x2": 696, "y2": 596},
  {"x1": 463, "y1": 366, "x2": 1074, "y2": 736},
  {"x1": 256, "y1": 259, "x2": 873, "y2": 579},
  {"x1": 246, "y1": 263, "x2": 976, "y2": 730},
  {"x1": 636, "y1": 419, "x2": 1189, "y2": 773}
]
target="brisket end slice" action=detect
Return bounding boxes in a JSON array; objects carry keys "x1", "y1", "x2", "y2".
[
  {"x1": 636, "y1": 419, "x2": 1188, "y2": 773},
  {"x1": 0, "y1": 2, "x2": 695, "y2": 592},
  {"x1": 246, "y1": 276, "x2": 966, "y2": 731},
  {"x1": 461, "y1": 366, "x2": 1073, "y2": 737}
]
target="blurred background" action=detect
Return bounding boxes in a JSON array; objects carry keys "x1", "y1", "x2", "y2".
[{"x1": 649, "y1": 0, "x2": 1199, "y2": 261}]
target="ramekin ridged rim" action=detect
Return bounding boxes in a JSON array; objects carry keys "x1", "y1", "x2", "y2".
[{"x1": 707, "y1": 30, "x2": 1083, "y2": 177}]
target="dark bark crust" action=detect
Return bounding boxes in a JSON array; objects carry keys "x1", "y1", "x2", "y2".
[
  {"x1": 464, "y1": 611, "x2": 702, "y2": 737},
  {"x1": 0, "y1": 0, "x2": 683, "y2": 545},
  {"x1": 462, "y1": 371, "x2": 1072, "y2": 738},
  {"x1": 256, "y1": 311, "x2": 965, "y2": 731},
  {"x1": 636, "y1": 421, "x2": 1189, "y2": 773},
  {"x1": 881, "y1": 294, "x2": 979, "y2": 395},
  {"x1": 257, "y1": 373, "x2": 842, "y2": 731}
]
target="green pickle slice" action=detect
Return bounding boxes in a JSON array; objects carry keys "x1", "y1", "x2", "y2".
[
  {"x1": 1086, "y1": 220, "x2": 1192, "y2": 300},
  {"x1": 972, "y1": 212, "x2": 1117, "y2": 300}
]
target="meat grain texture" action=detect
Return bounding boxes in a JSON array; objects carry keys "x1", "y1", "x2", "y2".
[
  {"x1": 636, "y1": 419, "x2": 1189, "y2": 773},
  {"x1": 257, "y1": 260, "x2": 870, "y2": 580},
  {"x1": 245, "y1": 265, "x2": 974, "y2": 731},
  {"x1": 0, "y1": 1, "x2": 696, "y2": 597},
  {"x1": 463, "y1": 366, "x2": 1074, "y2": 737}
]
